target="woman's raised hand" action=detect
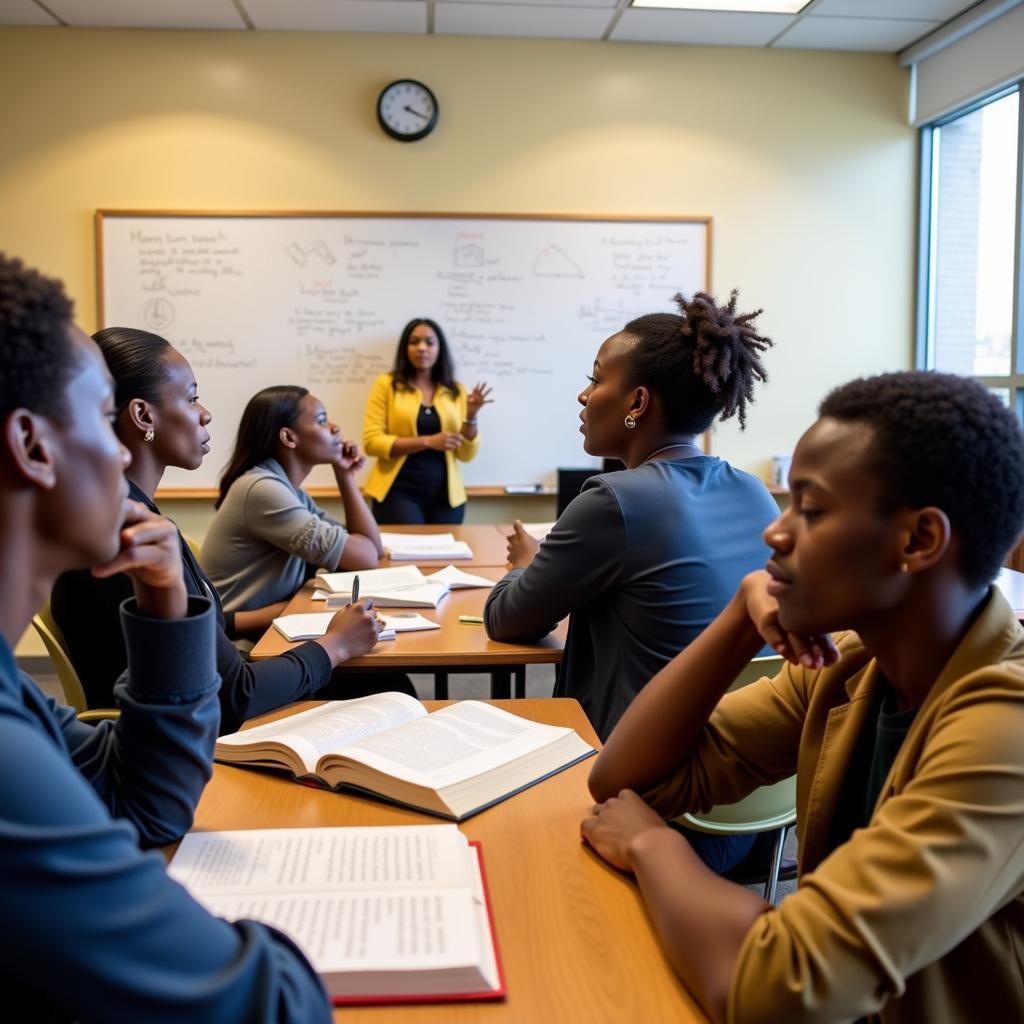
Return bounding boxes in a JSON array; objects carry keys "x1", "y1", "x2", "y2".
[{"x1": 466, "y1": 382, "x2": 494, "y2": 419}]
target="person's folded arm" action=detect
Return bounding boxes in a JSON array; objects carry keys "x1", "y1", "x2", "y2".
[
  {"x1": 65, "y1": 596, "x2": 220, "y2": 846},
  {"x1": 483, "y1": 482, "x2": 626, "y2": 642},
  {"x1": 725, "y1": 678, "x2": 1024, "y2": 1024},
  {"x1": 0, "y1": 701, "x2": 330, "y2": 1023}
]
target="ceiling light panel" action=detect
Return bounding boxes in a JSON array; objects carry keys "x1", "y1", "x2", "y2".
[{"x1": 631, "y1": 0, "x2": 809, "y2": 12}]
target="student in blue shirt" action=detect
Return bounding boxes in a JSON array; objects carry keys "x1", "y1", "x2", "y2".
[{"x1": 0, "y1": 253, "x2": 333, "y2": 1022}]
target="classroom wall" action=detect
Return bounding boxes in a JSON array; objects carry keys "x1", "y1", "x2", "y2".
[{"x1": 0, "y1": 27, "x2": 915, "y2": 656}]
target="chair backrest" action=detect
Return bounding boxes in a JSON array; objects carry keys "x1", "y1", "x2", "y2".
[
  {"x1": 32, "y1": 601, "x2": 88, "y2": 713},
  {"x1": 728, "y1": 654, "x2": 785, "y2": 693},
  {"x1": 182, "y1": 533, "x2": 202, "y2": 562},
  {"x1": 556, "y1": 468, "x2": 600, "y2": 517}
]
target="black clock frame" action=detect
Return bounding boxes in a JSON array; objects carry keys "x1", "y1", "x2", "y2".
[{"x1": 376, "y1": 79, "x2": 439, "y2": 142}]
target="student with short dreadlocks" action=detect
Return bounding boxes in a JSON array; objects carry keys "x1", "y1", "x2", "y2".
[{"x1": 484, "y1": 290, "x2": 777, "y2": 871}]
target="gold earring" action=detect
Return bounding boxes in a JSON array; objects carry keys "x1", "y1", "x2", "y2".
[
  {"x1": 900, "y1": 562, "x2": 909, "y2": 573},
  {"x1": 624, "y1": 414, "x2": 637, "y2": 429},
  {"x1": 143, "y1": 429, "x2": 155, "y2": 443}
]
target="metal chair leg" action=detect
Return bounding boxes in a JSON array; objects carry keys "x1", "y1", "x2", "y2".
[{"x1": 764, "y1": 825, "x2": 788, "y2": 904}]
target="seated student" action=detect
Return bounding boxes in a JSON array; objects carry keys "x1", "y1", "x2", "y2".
[
  {"x1": 484, "y1": 291, "x2": 778, "y2": 742},
  {"x1": 202, "y1": 385, "x2": 382, "y2": 615},
  {"x1": 52, "y1": 329, "x2": 387, "y2": 729},
  {"x1": 583, "y1": 371, "x2": 1024, "y2": 1024},
  {"x1": 0, "y1": 253, "x2": 333, "y2": 1021}
]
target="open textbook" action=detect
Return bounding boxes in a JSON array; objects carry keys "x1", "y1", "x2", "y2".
[
  {"x1": 272, "y1": 612, "x2": 440, "y2": 643},
  {"x1": 214, "y1": 692, "x2": 596, "y2": 820},
  {"x1": 312, "y1": 565, "x2": 495, "y2": 609},
  {"x1": 169, "y1": 825, "x2": 504, "y2": 1004}
]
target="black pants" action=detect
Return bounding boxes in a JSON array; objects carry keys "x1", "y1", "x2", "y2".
[{"x1": 372, "y1": 492, "x2": 465, "y2": 525}]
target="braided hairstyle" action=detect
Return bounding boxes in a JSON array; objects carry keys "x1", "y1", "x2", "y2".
[{"x1": 623, "y1": 290, "x2": 772, "y2": 434}]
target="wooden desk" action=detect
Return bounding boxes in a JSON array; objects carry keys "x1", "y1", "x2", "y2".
[
  {"x1": 250, "y1": 567, "x2": 566, "y2": 700},
  {"x1": 180, "y1": 699, "x2": 704, "y2": 1023},
  {"x1": 377, "y1": 524, "x2": 510, "y2": 569}
]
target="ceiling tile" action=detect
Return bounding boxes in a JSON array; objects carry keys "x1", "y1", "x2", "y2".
[
  {"x1": 0, "y1": 0, "x2": 60, "y2": 25},
  {"x1": 774, "y1": 14, "x2": 940, "y2": 50},
  {"x1": 243, "y1": 0, "x2": 426, "y2": 33},
  {"x1": 443, "y1": 0, "x2": 617, "y2": 7},
  {"x1": 44, "y1": 0, "x2": 246, "y2": 29},
  {"x1": 811, "y1": 0, "x2": 976, "y2": 18},
  {"x1": 611, "y1": 9, "x2": 795, "y2": 45},
  {"x1": 435, "y1": 2, "x2": 613, "y2": 39}
]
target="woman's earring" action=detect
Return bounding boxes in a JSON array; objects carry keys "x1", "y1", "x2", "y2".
[
  {"x1": 900, "y1": 562, "x2": 909, "y2": 573},
  {"x1": 624, "y1": 414, "x2": 637, "y2": 429},
  {"x1": 143, "y1": 429, "x2": 155, "y2": 443}
]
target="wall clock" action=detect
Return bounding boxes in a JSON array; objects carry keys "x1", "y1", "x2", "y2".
[{"x1": 377, "y1": 79, "x2": 438, "y2": 142}]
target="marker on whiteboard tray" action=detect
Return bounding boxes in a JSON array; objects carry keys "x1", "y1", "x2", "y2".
[{"x1": 504, "y1": 484, "x2": 543, "y2": 494}]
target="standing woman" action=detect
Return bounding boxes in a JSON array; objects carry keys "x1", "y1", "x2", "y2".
[
  {"x1": 363, "y1": 318, "x2": 493, "y2": 524},
  {"x1": 52, "y1": 329, "x2": 386, "y2": 731}
]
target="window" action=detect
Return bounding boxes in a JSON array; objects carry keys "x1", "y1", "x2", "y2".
[{"x1": 918, "y1": 86, "x2": 1023, "y2": 412}]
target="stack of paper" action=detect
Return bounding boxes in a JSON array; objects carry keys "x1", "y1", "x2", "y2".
[
  {"x1": 520, "y1": 522, "x2": 556, "y2": 541},
  {"x1": 272, "y1": 612, "x2": 441, "y2": 643},
  {"x1": 425, "y1": 565, "x2": 496, "y2": 589},
  {"x1": 380, "y1": 532, "x2": 473, "y2": 560}
]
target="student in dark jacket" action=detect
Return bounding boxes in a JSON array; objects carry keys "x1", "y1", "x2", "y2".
[
  {"x1": 52, "y1": 327, "x2": 389, "y2": 734},
  {"x1": 0, "y1": 252, "x2": 333, "y2": 1021}
]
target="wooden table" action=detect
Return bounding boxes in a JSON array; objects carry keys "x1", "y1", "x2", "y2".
[
  {"x1": 250, "y1": 567, "x2": 567, "y2": 700},
  {"x1": 177, "y1": 699, "x2": 704, "y2": 1023},
  {"x1": 377, "y1": 524, "x2": 511, "y2": 569}
]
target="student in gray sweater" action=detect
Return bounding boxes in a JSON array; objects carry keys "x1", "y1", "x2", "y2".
[{"x1": 203, "y1": 386, "x2": 383, "y2": 616}]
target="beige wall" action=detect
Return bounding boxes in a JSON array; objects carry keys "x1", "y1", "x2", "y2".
[{"x1": 1, "y1": 27, "x2": 914, "y2": 655}]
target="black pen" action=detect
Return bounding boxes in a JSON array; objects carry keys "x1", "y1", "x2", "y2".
[{"x1": 351, "y1": 574, "x2": 360, "y2": 607}]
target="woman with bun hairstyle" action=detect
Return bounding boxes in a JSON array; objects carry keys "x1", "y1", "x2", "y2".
[
  {"x1": 52, "y1": 329, "x2": 389, "y2": 730},
  {"x1": 363, "y1": 318, "x2": 493, "y2": 524},
  {"x1": 484, "y1": 291, "x2": 778, "y2": 872}
]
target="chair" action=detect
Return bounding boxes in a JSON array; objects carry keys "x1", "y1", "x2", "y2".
[
  {"x1": 31, "y1": 601, "x2": 119, "y2": 724},
  {"x1": 556, "y1": 468, "x2": 600, "y2": 517},
  {"x1": 680, "y1": 654, "x2": 795, "y2": 903},
  {"x1": 182, "y1": 533, "x2": 203, "y2": 562}
]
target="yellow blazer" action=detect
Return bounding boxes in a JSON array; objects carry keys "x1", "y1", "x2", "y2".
[
  {"x1": 362, "y1": 372, "x2": 481, "y2": 507},
  {"x1": 645, "y1": 588, "x2": 1024, "y2": 1024}
]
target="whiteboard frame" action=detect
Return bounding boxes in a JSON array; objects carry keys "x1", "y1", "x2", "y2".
[{"x1": 95, "y1": 209, "x2": 712, "y2": 498}]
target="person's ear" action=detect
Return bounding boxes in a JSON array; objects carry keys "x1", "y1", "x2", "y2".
[
  {"x1": 628, "y1": 385, "x2": 651, "y2": 421},
  {"x1": 126, "y1": 399, "x2": 156, "y2": 440},
  {"x1": 2, "y1": 409, "x2": 59, "y2": 490},
  {"x1": 278, "y1": 425, "x2": 298, "y2": 450},
  {"x1": 898, "y1": 507, "x2": 951, "y2": 573}
]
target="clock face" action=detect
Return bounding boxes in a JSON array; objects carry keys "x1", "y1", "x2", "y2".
[{"x1": 377, "y1": 79, "x2": 438, "y2": 142}]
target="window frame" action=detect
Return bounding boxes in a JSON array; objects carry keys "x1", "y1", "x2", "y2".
[{"x1": 916, "y1": 82, "x2": 1024, "y2": 418}]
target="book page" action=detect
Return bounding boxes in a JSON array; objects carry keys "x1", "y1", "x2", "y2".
[
  {"x1": 332, "y1": 700, "x2": 576, "y2": 787},
  {"x1": 169, "y1": 825, "x2": 473, "y2": 893},
  {"x1": 318, "y1": 565, "x2": 425, "y2": 594},
  {"x1": 215, "y1": 692, "x2": 426, "y2": 774},
  {"x1": 194, "y1": 889, "x2": 483, "y2": 976}
]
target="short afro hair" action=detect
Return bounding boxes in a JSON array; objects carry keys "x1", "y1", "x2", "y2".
[
  {"x1": 0, "y1": 253, "x2": 77, "y2": 423},
  {"x1": 819, "y1": 371, "x2": 1024, "y2": 589}
]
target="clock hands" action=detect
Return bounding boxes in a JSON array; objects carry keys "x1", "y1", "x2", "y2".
[{"x1": 403, "y1": 105, "x2": 429, "y2": 121}]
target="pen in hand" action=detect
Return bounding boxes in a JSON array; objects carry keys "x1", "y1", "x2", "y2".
[{"x1": 350, "y1": 574, "x2": 360, "y2": 607}]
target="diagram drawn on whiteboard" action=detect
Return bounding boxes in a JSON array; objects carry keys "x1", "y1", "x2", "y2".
[
  {"x1": 284, "y1": 241, "x2": 336, "y2": 268},
  {"x1": 141, "y1": 298, "x2": 175, "y2": 331},
  {"x1": 453, "y1": 242, "x2": 485, "y2": 267},
  {"x1": 532, "y1": 245, "x2": 584, "y2": 278}
]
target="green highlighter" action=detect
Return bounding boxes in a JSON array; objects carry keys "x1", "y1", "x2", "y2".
[{"x1": 458, "y1": 615, "x2": 485, "y2": 624}]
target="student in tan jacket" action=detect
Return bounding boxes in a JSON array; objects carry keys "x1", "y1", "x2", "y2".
[{"x1": 584, "y1": 370, "x2": 1024, "y2": 1024}]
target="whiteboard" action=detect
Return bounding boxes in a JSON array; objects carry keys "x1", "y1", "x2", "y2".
[{"x1": 97, "y1": 211, "x2": 710, "y2": 494}]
